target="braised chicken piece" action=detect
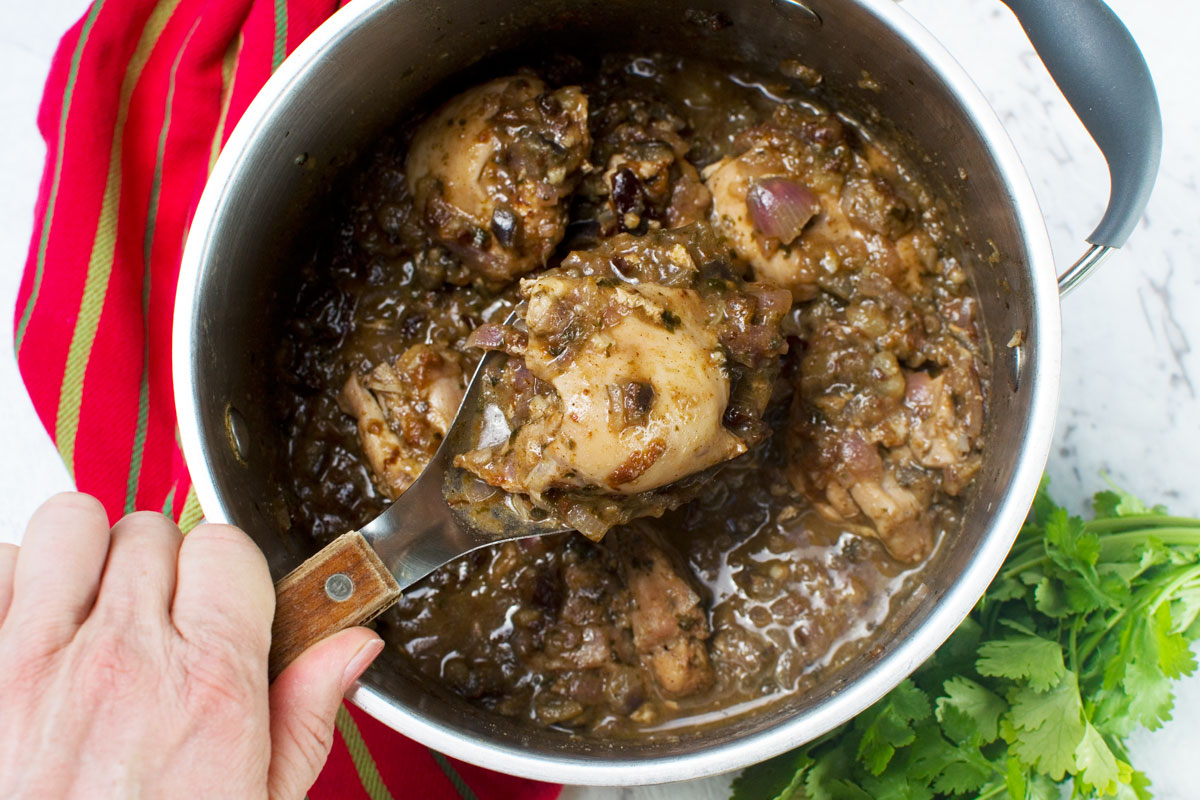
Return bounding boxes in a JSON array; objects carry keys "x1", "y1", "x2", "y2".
[
  {"x1": 407, "y1": 75, "x2": 592, "y2": 284},
  {"x1": 619, "y1": 532, "x2": 714, "y2": 697},
  {"x1": 339, "y1": 344, "x2": 466, "y2": 498},
  {"x1": 463, "y1": 274, "x2": 742, "y2": 496},
  {"x1": 788, "y1": 267, "x2": 984, "y2": 564},
  {"x1": 454, "y1": 228, "x2": 789, "y2": 538},
  {"x1": 703, "y1": 105, "x2": 919, "y2": 301}
]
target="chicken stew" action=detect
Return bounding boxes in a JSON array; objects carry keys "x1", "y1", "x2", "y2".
[{"x1": 272, "y1": 53, "x2": 988, "y2": 737}]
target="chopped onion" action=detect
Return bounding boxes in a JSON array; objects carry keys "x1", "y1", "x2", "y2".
[
  {"x1": 564, "y1": 503, "x2": 609, "y2": 541},
  {"x1": 904, "y1": 370, "x2": 935, "y2": 412},
  {"x1": 460, "y1": 474, "x2": 499, "y2": 503},
  {"x1": 465, "y1": 323, "x2": 527, "y2": 353},
  {"x1": 466, "y1": 323, "x2": 506, "y2": 350},
  {"x1": 838, "y1": 431, "x2": 883, "y2": 478},
  {"x1": 749, "y1": 285, "x2": 794, "y2": 316},
  {"x1": 746, "y1": 177, "x2": 821, "y2": 244}
]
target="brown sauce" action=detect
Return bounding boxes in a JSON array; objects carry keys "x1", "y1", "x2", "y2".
[{"x1": 271, "y1": 53, "x2": 986, "y2": 738}]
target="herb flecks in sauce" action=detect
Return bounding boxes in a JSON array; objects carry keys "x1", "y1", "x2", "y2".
[{"x1": 272, "y1": 54, "x2": 987, "y2": 737}]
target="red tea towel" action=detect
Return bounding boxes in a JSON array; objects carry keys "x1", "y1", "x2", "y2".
[{"x1": 12, "y1": 0, "x2": 561, "y2": 797}]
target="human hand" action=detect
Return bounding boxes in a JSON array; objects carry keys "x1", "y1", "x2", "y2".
[{"x1": 0, "y1": 493, "x2": 384, "y2": 799}]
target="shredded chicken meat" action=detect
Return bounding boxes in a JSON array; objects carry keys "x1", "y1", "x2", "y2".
[{"x1": 338, "y1": 344, "x2": 466, "y2": 498}]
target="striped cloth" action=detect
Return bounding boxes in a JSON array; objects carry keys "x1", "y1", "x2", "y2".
[{"x1": 12, "y1": 0, "x2": 561, "y2": 797}]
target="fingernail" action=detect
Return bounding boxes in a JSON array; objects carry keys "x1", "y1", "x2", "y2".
[{"x1": 341, "y1": 637, "x2": 385, "y2": 694}]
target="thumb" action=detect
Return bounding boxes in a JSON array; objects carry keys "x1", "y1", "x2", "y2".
[{"x1": 266, "y1": 627, "x2": 384, "y2": 800}]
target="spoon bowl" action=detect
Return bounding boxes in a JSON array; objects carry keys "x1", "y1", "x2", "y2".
[{"x1": 266, "y1": 343, "x2": 568, "y2": 679}]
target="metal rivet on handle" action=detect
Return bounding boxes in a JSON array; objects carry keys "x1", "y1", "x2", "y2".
[{"x1": 325, "y1": 573, "x2": 355, "y2": 602}]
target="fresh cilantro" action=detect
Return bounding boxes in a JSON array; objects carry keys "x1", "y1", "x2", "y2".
[
  {"x1": 977, "y1": 635, "x2": 1065, "y2": 691},
  {"x1": 1073, "y1": 723, "x2": 1120, "y2": 796},
  {"x1": 935, "y1": 677, "x2": 1004, "y2": 744},
  {"x1": 1006, "y1": 671, "x2": 1086, "y2": 779},
  {"x1": 855, "y1": 680, "x2": 930, "y2": 775},
  {"x1": 730, "y1": 479, "x2": 1200, "y2": 800},
  {"x1": 730, "y1": 750, "x2": 813, "y2": 800}
]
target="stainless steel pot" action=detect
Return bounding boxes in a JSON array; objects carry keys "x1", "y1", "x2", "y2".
[{"x1": 173, "y1": 0, "x2": 1160, "y2": 785}]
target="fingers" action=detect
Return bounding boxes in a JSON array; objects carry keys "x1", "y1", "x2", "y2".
[
  {"x1": 0, "y1": 543, "x2": 17, "y2": 625},
  {"x1": 266, "y1": 628, "x2": 384, "y2": 800},
  {"x1": 7, "y1": 493, "x2": 112, "y2": 641},
  {"x1": 172, "y1": 523, "x2": 274, "y2": 664},
  {"x1": 91, "y1": 512, "x2": 182, "y2": 624}
]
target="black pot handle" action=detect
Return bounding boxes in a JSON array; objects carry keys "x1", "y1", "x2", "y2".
[{"x1": 998, "y1": 0, "x2": 1162, "y2": 292}]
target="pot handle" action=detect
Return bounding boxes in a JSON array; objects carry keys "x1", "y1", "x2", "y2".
[{"x1": 998, "y1": 0, "x2": 1162, "y2": 294}]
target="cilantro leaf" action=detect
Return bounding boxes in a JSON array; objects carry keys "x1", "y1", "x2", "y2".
[
  {"x1": 861, "y1": 764, "x2": 937, "y2": 800},
  {"x1": 1094, "y1": 479, "x2": 1167, "y2": 518},
  {"x1": 804, "y1": 745, "x2": 873, "y2": 800},
  {"x1": 731, "y1": 750, "x2": 813, "y2": 800},
  {"x1": 1113, "y1": 763, "x2": 1153, "y2": 800},
  {"x1": 1003, "y1": 755, "x2": 1026, "y2": 799},
  {"x1": 936, "y1": 676, "x2": 1005, "y2": 744},
  {"x1": 976, "y1": 635, "x2": 1065, "y2": 692},
  {"x1": 1004, "y1": 756, "x2": 1061, "y2": 800},
  {"x1": 1029, "y1": 772, "x2": 1062, "y2": 800},
  {"x1": 1045, "y1": 509, "x2": 1101, "y2": 567},
  {"x1": 931, "y1": 756, "x2": 991, "y2": 795},
  {"x1": 854, "y1": 680, "x2": 930, "y2": 775},
  {"x1": 1072, "y1": 722, "x2": 1120, "y2": 795},
  {"x1": 1121, "y1": 657, "x2": 1174, "y2": 731},
  {"x1": 1006, "y1": 671, "x2": 1086, "y2": 780},
  {"x1": 1033, "y1": 576, "x2": 1069, "y2": 618},
  {"x1": 1171, "y1": 587, "x2": 1200, "y2": 636},
  {"x1": 1043, "y1": 510, "x2": 1115, "y2": 613},
  {"x1": 1093, "y1": 490, "x2": 1123, "y2": 519},
  {"x1": 899, "y1": 724, "x2": 958, "y2": 785},
  {"x1": 1151, "y1": 603, "x2": 1196, "y2": 679}
]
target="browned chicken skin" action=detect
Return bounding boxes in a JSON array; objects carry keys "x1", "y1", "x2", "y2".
[
  {"x1": 453, "y1": 228, "x2": 790, "y2": 539},
  {"x1": 406, "y1": 75, "x2": 592, "y2": 284}
]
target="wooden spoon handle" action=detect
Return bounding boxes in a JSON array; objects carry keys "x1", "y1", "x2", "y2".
[{"x1": 268, "y1": 530, "x2": 401, "y2": 680}]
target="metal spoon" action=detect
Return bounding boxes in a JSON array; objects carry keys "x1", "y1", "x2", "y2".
[{"x1": 267, "y1": 346, "x2": 567, "y2": 678}]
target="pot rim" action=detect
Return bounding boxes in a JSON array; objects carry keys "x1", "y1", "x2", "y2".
[{"x1": 173, "y1": 0, "x2": 1062, "y2": 785}]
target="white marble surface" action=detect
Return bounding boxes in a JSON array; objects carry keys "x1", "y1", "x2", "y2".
[{"x1": 0, "y1": 0, "x2": 1196, "y2": 797}]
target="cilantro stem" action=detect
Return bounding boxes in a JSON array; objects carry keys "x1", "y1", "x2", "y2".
[
  {"x1": 1095, "y1": 528, "x2": 1200, "y2": 553},
  {"x1": 1068, "y1": 623, "x2": 1079, "y2": 675},
  {"x1": 1079, "y1": 608, "x2": 1126, "y2": 668},
  {"x1": 975, "y1": 783, "x2": 1007, "y2": 800},
  {"x1": 997, "y1": 552, "x2": 1049, "y2": 581},
  {"x1": 1076, "y1": 564, "x2": 1200, "y2": 665},
  {"x1": 1149, "y1": 564, "x2": 1200, "y2": 614},
  {"x1": 998, "y1": 527, "x2": 1200, "y2": 584},
  {"x1": 1085, "y1": 515, "x2": 1200, "y2": 533}
]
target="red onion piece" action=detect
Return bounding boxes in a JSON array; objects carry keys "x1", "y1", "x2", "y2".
[
  {"x1": 466, "y1": 323, "x2": 527, "y2": 353},
  {"x1": 838, "y1": 431, "x2": 883, "y2": 478},
  {"x1": 904, "y1": 370, "x2": 935, "y2": 413},
  {"x1": 749, "y1": 285, "x2": 794, "y2": 316},
  {"x1": 746, "y1": 177, "x2": 821, "y2": 244}
]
